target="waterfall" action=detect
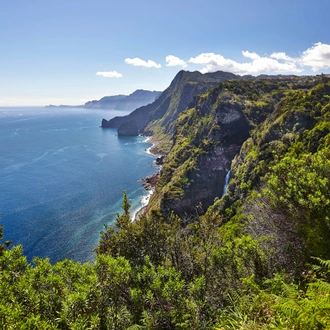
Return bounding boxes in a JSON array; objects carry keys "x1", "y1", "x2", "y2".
[{"x1": 222, "y1": 170, "x2": 231, "y2": 196}]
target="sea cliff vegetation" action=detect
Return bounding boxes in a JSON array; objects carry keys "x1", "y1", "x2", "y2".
[{"x1": 2, "y1": 74, "x2": 330, "y2": 329}]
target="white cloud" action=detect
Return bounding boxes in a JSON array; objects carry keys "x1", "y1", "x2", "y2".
[
  {"x1": 299, "y1": 42, "x2": 330, "y2": 71},
  {"x1": 165, "y1": 55, "x2": 187, "y2": 67},
  {"x1": 96, "y1": 71, "x2": 123, "y2": 78},
  {"x1": 242, "y1": 50, "x2": 260, "y2": 60},
  {"x1": 189, "y1": 52, "x2": 300, "y2": 75},
  {"x1": 125, "y1": 57, "x2": 161, "y2": 68},
  {"x1": 189, "y1": 43, "x2": 330, "y2": 75},
  {"x1": 270, "y1": 52, "x2": 295, "y2": 62}
]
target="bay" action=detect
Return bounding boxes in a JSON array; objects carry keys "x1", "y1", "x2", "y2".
[{"x1": 0, "y1": 107, "x2": 157, "y2": 263}]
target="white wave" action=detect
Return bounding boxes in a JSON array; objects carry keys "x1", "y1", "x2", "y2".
[
  {"x1": 96, "y1": 153, "x2": 107, "y2": 164},
  {"x1": 4, "y1": 151, "x2": 49, "y2": 172},
  {"x1": 96, "y1": 153, "x2": 107, "y2": 159},
  {"x1": 8, "y1": 117, "x2": 38, "y2": 123},
  {"x1": 41, "y1": 128, "x2": 68, "y2": 133},
  {"x1": 132, "y1": 189, "x2": 153, "y2": 221},
  {"x1": 52, "y1": 146, "x2": 72, "y2": 155}
]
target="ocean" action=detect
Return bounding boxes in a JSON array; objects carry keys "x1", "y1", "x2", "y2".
[{"x1": 0, "y1": 107, "x2": 157, "y2": 263}]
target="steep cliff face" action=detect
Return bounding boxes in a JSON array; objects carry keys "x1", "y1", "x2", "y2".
[
  {"x1": 101, "y1": 104, "x2": 154, "y2": 132},
  {"x1": 117, "y1": 120, "x2": 138, "y2": 136},
  {"x1": 102, "y1": 70, "x2": 240, "y2": 147},
  {"x1": 211, "y1": 77, "x2": 330, "y2": 219},
  {"x1": 144, "y1": 70, "x2": 239, "y2": 135},
  {"x1": 147, "y1": 76, "x2": 324, "y2": 216},
  {"x1": 148, "y1": 85, "x2": 252, "y2": 215}
]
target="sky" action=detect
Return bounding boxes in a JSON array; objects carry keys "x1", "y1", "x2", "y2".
[{"x1": 1, "y1": 0, "x2": 330, "y2": 106}]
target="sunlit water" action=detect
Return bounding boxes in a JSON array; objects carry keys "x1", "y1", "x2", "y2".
[{"x1": 0, "y1": 107, "x2": 157, "y2": 263}]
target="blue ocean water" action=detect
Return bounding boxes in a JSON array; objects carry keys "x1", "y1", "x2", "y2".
[{"x1": 0, "y1": 107, "x2": 157, "y2": 263}]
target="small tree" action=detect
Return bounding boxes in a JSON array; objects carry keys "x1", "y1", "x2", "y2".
[
  {"x1": 96, "y1": 191, "x2": 132, "y2": 256},
  {"x1": 115, "y1": 191, "x2": 131, "y2": 231},
  {"x1": 121, "y1": 190, "x2": 131, "y2": 218}
]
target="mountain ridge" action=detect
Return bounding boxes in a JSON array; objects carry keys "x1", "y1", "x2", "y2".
[
  {"x1": 102, "y1": 70, "x2": 301, "y2": 153},
  {"x1": 84, "y1": 89, "x2": 161, "y2": 110},
  {"x1": 46, "y1": 89, "x2": 161, "y2": 111}
]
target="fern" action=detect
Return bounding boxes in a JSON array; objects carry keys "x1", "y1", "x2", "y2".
[
  {"x1": 126, "y1": 325, "x2": 146, "y2": 330},
  {"x1": 275, "y1": 260, "x2": 330, "y2": 329}
]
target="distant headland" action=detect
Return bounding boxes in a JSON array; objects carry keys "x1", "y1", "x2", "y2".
[{"x1": 46, "y1": 89, "x2": 161, "y2": 112}]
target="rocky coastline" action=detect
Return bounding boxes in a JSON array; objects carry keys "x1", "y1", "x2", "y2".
[
  {"x1": 141, "y1": 173, "x2": 160, "y2": 191},
  {"x1": 133, "y1": 137, "x2": 163, "y2": 220}
]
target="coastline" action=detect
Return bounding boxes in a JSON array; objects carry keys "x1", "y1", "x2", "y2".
[
  {"x1": 132, "y1": 188, "x2": 154, "y2": 220},
  {"x1": 132, "y1": 136, "x2": 163, "y2": 220},
  {"x1": 144, "y1": 136, "x2": 161, "y2": 157}
]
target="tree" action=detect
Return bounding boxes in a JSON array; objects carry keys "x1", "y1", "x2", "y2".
[
  {"x1": 0, "y1": 214, "x2": 11, "y2": 256},
  {"x1": 115, "y1": 190, "x2": 131, "y2": 231}
]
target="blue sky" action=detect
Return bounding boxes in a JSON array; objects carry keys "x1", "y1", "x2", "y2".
[{"x1": 1, "y1": 0, "x2": 330, "y2": 106}]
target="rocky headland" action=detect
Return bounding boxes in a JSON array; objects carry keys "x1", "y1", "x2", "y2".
[{"x1": 101, "y1": 70, "x2": 241, "y2": 145}]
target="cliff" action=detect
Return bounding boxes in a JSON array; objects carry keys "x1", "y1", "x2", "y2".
[
  {"x1": 146, "y1": 76, "x2": 325, "y2": 217},
  {"x1": 102, "y1": 70, "x2": 240, "y2": 145},
  {"x1": 117, "y1": 120, "x2": 138, "y2": 136}
]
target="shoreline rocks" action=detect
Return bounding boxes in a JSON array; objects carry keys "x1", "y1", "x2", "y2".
[{"x1": 141, "y1": 173, "x2": 159, "y2": 191}]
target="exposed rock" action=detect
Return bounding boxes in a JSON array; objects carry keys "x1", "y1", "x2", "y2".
[
  {"x1": 155, "y1": 155, "x2": 164, "y2": 166},
  {"x1": 141, "y1": 173, "x2": 160, "y2": 191},
  {"x1": 101, "y1": 103, "x2": 153, "y2": 130},
  {"x1": 101, "y1": 118, "x2": 116, "y2": 128},
  {"x1": 216, "y1": 106, "x2": 242, "y2": 124}
]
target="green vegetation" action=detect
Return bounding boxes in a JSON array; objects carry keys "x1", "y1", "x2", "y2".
[
  {"x1": 149, "y1": 75, "x2": 325, "y2": 216},
  {"x1": 0, "y1": 216, "x2": 11, "y2": 256},
  {"x1": 1, "y1": 76, "x2": 330, "y2": 329}
]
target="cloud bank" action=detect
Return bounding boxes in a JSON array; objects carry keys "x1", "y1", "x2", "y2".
[
  {"x1": 97, "y1": 43, "x2": 330, "y2": 81},
  {"x1": 299, "y1": 42, "x2": 330, "y2": 71},
  {"x1": 188, "y1": 42, "x2": 330, "y2": 75},
  {"x1": 96, "y1": 71, "x2": 122, "y2": 78},
  {"x1": 125, "y1": 57, "x2": 161, "y2": 68},
  {"x1": 189, "y1": 51, "x2": 300, "y2": 75}
]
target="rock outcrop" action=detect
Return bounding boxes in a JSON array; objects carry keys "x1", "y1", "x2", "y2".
[{"x1": 117, "y1": 120, "x2": 139, "y2": 136}]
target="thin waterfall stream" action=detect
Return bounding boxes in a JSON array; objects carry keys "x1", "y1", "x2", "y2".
[{"x1": 222, "y1": 170, "x2": 231, "y2": 196}]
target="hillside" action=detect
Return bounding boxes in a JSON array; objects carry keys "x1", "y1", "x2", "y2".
[
  {"x1": 2, "y1": 74, "x2": 330, "y2": 329},
  {"x1": 102, "y1": 70, "x2": 240, "y2": 152},
  {"x1": 146, "y1": 76, "x2": 321, "y2": 216}
]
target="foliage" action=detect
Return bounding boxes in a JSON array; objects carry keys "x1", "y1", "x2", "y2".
[
  {"x1": 0, "y1": 214, "x2": 11, "y2": 256},
  {"x1": 149, "y1": 76, "x2": 328, "y2": 217}
]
